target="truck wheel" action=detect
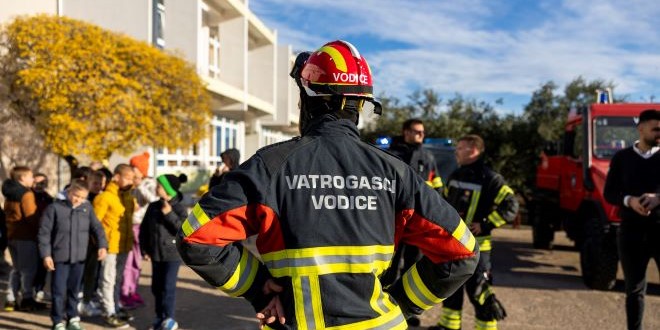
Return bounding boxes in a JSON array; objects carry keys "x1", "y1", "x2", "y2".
[
  {"x1": 532, "y1": 202, "x2": 554, "y2": 249},
  {"x1": 580, "y1": 217, "x2": 618, "y2": 290}
]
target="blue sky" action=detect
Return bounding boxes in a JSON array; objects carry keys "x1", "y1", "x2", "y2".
[{"x1": 251, "y1": 0, "x2": 660, "y2": 114}]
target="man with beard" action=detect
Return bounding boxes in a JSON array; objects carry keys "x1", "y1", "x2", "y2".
[{"x1": 604, "y1": 109, "x2": 660, "y2": 330}]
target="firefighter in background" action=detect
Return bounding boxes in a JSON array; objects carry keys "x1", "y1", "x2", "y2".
[
  {"x1": 430, "y1": 134, "x2": 518, "y2": 330},
  {"x1": 177, "y1": 40, "x2": 479, "y2": 329},
  {"x1": 389, "y1": 118, "x2": 443, "y2": 192},
  {"x1": 383, "y1": 118, "x2": 443, "y2": 326}
]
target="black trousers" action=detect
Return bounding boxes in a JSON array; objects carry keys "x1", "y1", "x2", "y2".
[
  {"x1": 151, "y1": 261, "x2": 181, "y2": 323},
  {"x1": 51, "y1": 262, "x2": 84, "y2": 324},
  {"x1": 618, "y1": 219, "x2": 660, "y2": 330},
  {"x1": 442, "y1": 251, "x2": 492, "y2": 319}
]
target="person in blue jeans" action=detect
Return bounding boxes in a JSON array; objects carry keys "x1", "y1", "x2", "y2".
[
  {"x1": 140, "y1": 174, "x2": 188, "y2": 330},
  {"x1": 38, "y1": 179, "x2": 108, "y2": 330}
]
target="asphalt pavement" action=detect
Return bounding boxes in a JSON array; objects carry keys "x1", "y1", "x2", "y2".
[{"x1": 1, "y1": 226, "x2": 658, "y2": 329}]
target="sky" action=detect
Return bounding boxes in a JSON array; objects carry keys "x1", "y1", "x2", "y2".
[{"x1": 250, "y1": 0, "x2": 660, "y2": 114}]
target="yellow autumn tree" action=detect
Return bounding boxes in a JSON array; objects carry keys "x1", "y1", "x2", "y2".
[{"x1": 0, "y1": 15, "x2": 211, "y2": 160}]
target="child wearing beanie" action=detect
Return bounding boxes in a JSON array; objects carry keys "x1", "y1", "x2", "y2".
[{"x1": 139, "y1": 174, "x2": 188, "y2": 330}]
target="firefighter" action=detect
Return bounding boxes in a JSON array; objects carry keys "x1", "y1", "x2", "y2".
[
  {"x1": 177, "y1": 40, "x2": 479, "y2": 329},
  {"x1": 383, "y1": 118, "x2": 444, "y2": 326},
  {"x1": 389, "y1": 119, "x2": 443, "y2": 192},
  {"x1": 430, "y1": 134, "x2": 518, "y2": 330}
]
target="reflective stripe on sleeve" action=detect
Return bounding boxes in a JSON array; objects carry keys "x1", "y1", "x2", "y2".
[
  {"x1": 487, "y1": 211, "x2": 507, "y2": 227},
  {"x1": 402, "y1": 264, "x2": 444, "y2": 310},
  {"x1": 218, "y1": 246, "x2": 259, "y2": 297},
  {"x1": 494, "y1": 185, "x2": 514, "y2": 204},
  {"x1": 451, "y1": 221, "x2": 476, "y2": 252},
  {"x1": 181, "y1": 203, "x2": 211, "y2": 237}
]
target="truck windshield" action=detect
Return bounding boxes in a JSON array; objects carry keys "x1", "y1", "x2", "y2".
[{"x1": 593, "y1": 116, "x2": 638, "y2": 159}]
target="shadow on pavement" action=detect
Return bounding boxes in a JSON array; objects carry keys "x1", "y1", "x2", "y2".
[{"x1": 492, "y1": 239, "x2": 588, "y2": 291}]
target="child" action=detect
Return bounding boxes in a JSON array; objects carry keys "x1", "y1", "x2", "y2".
[
  {"x1": 39, "y1": 179, "x2": 108, "y2": 330},
  {"x1": 2, "y1": 166, "x2": 43, "y2": 311},
  {"x1": 139, "y1": 174, "x2": 188, "y2": 330}
]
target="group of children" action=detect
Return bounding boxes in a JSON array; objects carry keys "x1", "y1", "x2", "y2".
[{"x1": 1, "y1": 152, "x2": 189, "y2": 330}]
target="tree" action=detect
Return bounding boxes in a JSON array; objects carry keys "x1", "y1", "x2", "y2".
[{"x1": 0, "y1": 15, "x2": 211, "y2": 164}]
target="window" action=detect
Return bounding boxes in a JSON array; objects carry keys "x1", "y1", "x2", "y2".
[
  {"x1": 153, "y1": 0, "x2": 165, "y2": 48},
  {"x1": 261, "y1": 128, "x2": 293, "y2": 147},
  {"x1": 208, "y1": 28, "x2": 221, "y2": 78},
  {"x1": 211, "y1": 116, "x2": 240, "y2": 164},
  {"x1": 593, "y1": 116, "x2": 637, "y2": 159}
]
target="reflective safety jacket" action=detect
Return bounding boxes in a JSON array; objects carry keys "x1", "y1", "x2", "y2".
[
  {"x1": 177, "y1": 118, "x2": 479, "y2": 329},
  {"x1": 389, "y1": 137, "x2": 444, "y2": 191},
  {"x1": 443, "y1": 158, "x2": 519, "y2": 251}
]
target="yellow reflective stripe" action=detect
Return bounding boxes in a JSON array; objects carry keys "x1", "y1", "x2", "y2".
[
  {"x1": 402, "y1": 264, "x2": 443, "y2": 310},
  {"x1": 452, "y1": 220, "x2": 476, "y2": 252},
  {"x1": 325, "y1": 305, "x2": 406, "y2": 330},
  {"x1": 262, "y1": 245, "x2": 393, "y2": 260},
  {"x1": 182, "y1": 203, "x2": 211, "y2": 237},
  {"x1": 218, "y1": 247, "x2": 259, "y2": 297},
  {"x1": 487, "y1": 211, "x2": 507, "y2": 227},
  {"x1": 293, "y1": 277, "x2": 308, "y2": 330},
  {"x1": 495, "y1": 185, "x2": 514, "y2": 204},
  {"x1": 267, "y1": 260, "x2": 392, "y2": 277},
  {"x1": 261, "y1": 245, "x2": 394, "y2": 277},
  {"x1": 439, "y1": 307, "x2": 462, "y2": 329},
  {"x1": 465, "y1": 190, "x2": 481, "y2": 224},
  {"x1": 309, "y1": 276, "x2": 325, "y2": 329},
  {"x1": 475, "y1": 318, "x2": 497, "y2": 330},
  {"x1": 476, "y1": 286, "x2": 494, "y2": 305},
  {"x1": 476, "y1": 236, "x2": 492, "y2": 251},
  {"x1": 370, "y1": 278, "x2": 389, "y2": 315}
]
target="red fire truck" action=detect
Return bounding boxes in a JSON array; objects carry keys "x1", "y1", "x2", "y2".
[{"x1": 531, "y1": 89, "x2": 658, "y2": 290}]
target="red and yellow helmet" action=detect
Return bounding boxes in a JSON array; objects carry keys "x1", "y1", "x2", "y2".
[{"x1": 299, "y1": 40, "x2": 374, "y2": 99}]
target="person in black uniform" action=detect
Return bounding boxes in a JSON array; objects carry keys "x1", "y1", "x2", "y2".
[
  {"x1": 177, "y1": 40, "x2": 480, "y2": 330},
  {"x1": 389, "y1": 119, "x2": 443, "y2": 192},
  {"x1": 430, "y1": 134, "x2": 518, "y2": 330},
  {"x1": 604, "y1": 109, "x2": 660, "y2": 330},
  {"x1": 384, "y1": 118, "x2": 444, "y2": 326}
]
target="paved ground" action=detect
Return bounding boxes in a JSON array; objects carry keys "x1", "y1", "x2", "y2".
[{"x1": 1, "y1": 226, "x2": 658, "y2": 329}]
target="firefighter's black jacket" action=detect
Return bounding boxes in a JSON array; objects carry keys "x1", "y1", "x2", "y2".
[
  {"x1": 177, "y1": 116, "x2": 479, "y2": 329},
  {"x1": 444, "y1": 158, "x2": 519, "y2": 251}
]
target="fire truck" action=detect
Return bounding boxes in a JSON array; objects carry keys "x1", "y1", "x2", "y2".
[{"x1": 531, "y1": 89, "x2": 658, "y2": 290}]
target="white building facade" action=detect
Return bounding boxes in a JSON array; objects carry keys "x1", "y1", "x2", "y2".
[{"x1": 0, "y1": 0, "x2": 299, "y2": 189}]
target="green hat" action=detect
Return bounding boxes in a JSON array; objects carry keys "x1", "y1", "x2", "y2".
[{"x1": 157, "y1": 174, "x2": 187, "y2": 197}]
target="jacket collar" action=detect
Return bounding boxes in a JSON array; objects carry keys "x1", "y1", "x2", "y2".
[
  {"x1": 105, "y1": 181, "x2": 120, "y2": 194},
  {"x1": 1, "y1": 179, "x2": 28, "y2": 202},
  {"x1": 303, "y1": 115, "x2": 360, "y2": 138},
  {"x1": 390, "y1": 135, "x2": 422, "y2": 152}
]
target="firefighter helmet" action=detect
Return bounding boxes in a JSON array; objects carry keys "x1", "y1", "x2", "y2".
[{"x1": 299, "y1": 40, "x2": 374, "y2": 99}]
